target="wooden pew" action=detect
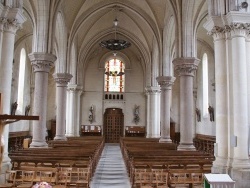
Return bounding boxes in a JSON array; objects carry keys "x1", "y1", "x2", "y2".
[
  {"x1": 9, "y1": 136, "x2": 105, "y2": 186},
  {"x1": 120, "y1": 137, "x2": 214, "y2": 187}
]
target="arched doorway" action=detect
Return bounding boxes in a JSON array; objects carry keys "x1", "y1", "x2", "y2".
[{"x1": 104, "y1": 108, "x2": 124, "y2": 143}]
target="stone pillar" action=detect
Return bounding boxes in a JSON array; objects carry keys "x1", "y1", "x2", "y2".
[
  {"x1": 53, "y1": 73, "x2": 72, "y2": 140},
  {"x1": 75, "y1": 89, "x2": 83, "y2": 136},
  {"x1": 66, "y1": 84, "x2": 83, "y2": 137},
  {"x1": 145, "y1": 86, "x2": 161, "y2": 138},
  {"x1": 229, "y1": 24, "x2": 250, "y2": 168},
  {"x1": 29, "y1": 53, "x2": 56, "y2": 147},
  {"x1": 0, "y1": 8, "x2": 25, "y2": 166},
  {"x1": 246, "y1": 36, "x2": 250, "y2": 156},
  {"x1": 156, "y1": 76, "x2": 176, "y2": 143},
  {"x1": 207, "y1": 26, "x2": 229, "y2": 172},
  {"x1": 173, "y1": 58, "x2": 199, "y2": 150}
]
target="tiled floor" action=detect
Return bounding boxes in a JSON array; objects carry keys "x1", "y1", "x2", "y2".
[{"x1": 90, "y1": 143, "x2": 131, "y2": 188}]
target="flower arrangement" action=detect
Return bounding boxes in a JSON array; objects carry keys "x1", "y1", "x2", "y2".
[{"x1": 32, "y1": 182, "x2": 52, "y2": 188}]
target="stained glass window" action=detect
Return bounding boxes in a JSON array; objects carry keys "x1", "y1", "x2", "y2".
[{"x1": 104, "y1": 58, "x2": 125, "y2": 92}]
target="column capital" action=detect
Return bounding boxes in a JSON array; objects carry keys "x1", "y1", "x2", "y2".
[
  {"x1": 145, "y1": 86, "x2": 161, "y2": 95},
  {"x1": 173, "y1": 57, "x2": 200, "y2": 77},
  {"x1": 224, "y1": 23, "x2": 250, "y2": 38},
  {"x1": 156, "y1": 76, "x2": 176, "y2": 90},
  {"x1": 53, "y1": 73, "x2": 72, "y2": 87},
  {"x1": 29, "y1": 52, "x2": 56, "y2": 73},
  {"x1": 67, "y1": 84, "x2": 83, "y2": 93},
  {"x1": 208, "y1": 26, "x2": 225, "y2": 41},
  {"x1": 0, "y1": 7, "x2": 26, "y2": 33}
]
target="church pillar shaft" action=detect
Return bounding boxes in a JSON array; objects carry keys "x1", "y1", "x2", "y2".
[
  {"x1": 29, "y1": 53, "x2": 56, "y2": 147},
  {"x1": 209, "y1": 28, "x2": 229, "y2": 169},
  {"x1": 66, "y1": 84, "x2": 82, "y2": 137},
  {"x1": 173, "y1": 58, "x2": 199, "y2": 150},
  {"x1": 0, "y1": 8, "x2": 25, "y2": 165},
  {"x1": 230, "y1": 29, "x2": 249, "y2": 163},
  {"x1": 145, "y1": 86, "x2": 160, "y2": 138},
  {"x1": 246, "y1": 37, "x2": 250, "y2": 157},
  {"x1": 53, "y1": 73, "x2": 72, "y2": 140},
  {"x1": 157, "y1": 76, "x2": 175, "y2": 142}
]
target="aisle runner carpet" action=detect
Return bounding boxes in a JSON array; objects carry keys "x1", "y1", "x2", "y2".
[{"x1": 90, "y1": 143, "x2": 131, "y2": 188}]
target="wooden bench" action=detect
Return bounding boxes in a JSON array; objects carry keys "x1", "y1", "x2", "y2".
[
  {"x1": 125, "y1": 126, "x2": 146, "y2": 137},
  {"x1": 120, "y1": 137, "x2": 214, "y2": 187},
  {"x1": 9, "y1": 136, "x2": 105, "y2": 185}
]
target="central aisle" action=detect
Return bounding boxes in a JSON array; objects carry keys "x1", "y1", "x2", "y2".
[{"x1": 90, "y1": 143, "x2": 131, "y2": 188}]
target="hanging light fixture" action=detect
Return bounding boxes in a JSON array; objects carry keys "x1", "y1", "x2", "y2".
[{"x1": 100, "y1": 18, "x2": 131, "y2": 51}]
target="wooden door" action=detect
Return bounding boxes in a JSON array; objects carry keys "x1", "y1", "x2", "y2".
[{"x1": 104, "y1": 108, "x2": 124, "y2": 143}]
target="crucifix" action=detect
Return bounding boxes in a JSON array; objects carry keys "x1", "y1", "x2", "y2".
[{"x1": 0, "y1": 93, "x2": 39, "y2": 167}]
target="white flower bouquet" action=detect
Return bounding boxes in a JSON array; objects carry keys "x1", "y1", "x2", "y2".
[{"x1": 32, "y1": 182, "x2": 52, "y2": 188}]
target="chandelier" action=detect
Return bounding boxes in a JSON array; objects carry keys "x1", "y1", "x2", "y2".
[{"x1": 100, "y1": 18, "x2": 131, "y2": 51}]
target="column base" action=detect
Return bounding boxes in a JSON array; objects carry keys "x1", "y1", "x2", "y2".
[
  {"x1": 159, "y1": 137, "x2": 172, "y2": 143},
  {"x1": 231, "y1": 158, "x2": 250, "y2": 169},
  {"x1": 230, "y1": 168, "x2": 250, "y2": 188},
  {"x1": 29, "y1": 140, "x2": 48, "y2": 148},
  {"x1": 146, "y1": 134, "x2": 160, "y2": 138},
  {"x1": 212, "y1": 156, "x2": 229, "y2": 174},
  {"x1": 177, "y1": 143, "x2": 196, "y2": 150},
  {"x1": 1, "y1": 159, "x2": 11, "y2": 172},
  {"x1": 54, "y1": 135, "x2": 67, "y2": 141},
  {"x1": 65, "y1": 133, "x2": 75, "y2": 137}
]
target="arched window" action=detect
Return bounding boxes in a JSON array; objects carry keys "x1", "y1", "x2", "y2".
[
  {"x1": 202, "y1": 53, "x2": 209, "y2": 116},
  {"x1": 104, "y1": 58, "x2": 125, "y2": 92},
  {"x1": 17, "y1": 48, "x2": 26, "y2": 113}
]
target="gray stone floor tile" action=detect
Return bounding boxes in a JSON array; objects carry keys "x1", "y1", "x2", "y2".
[{"x1": 90, "y1": 143, "x2": 131, "y2": 188}]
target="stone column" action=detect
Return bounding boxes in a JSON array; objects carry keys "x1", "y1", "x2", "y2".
[
  {"x1": 246, "y1": 35, "x2": 250, "y2": 156},
  {"x1": 75, "y1": 89, "x2": 83, "y2": 136},
  {"x1": 145, "y1": 86, "x2": 161, "y2": 138},
  {"x1": 229, "y1": 24, "x2": 250, "y2": 168},
  {"x1": 66, "y1": 84, "x2": 83, "y2": 137},
  {"x1": 53, "y1": 73, "x2": 72, "y2": 140},
  {"x1": 0, "y1": 9, "x2": 25, "y2": 166},
  {"x1": 207, "y1": 26, "x2": 229, "y2": 172},
  {"x1": 173, "y1": 58, "x2": 199, "y2": 150},
  {"x1": 29, "y1": 53, "x2": 56, "y2": 147},
  {"x1": 156, "y1": 76, "x2": 176, "y2": 143}
]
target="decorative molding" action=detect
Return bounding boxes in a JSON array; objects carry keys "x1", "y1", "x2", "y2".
[
  {"x1": 208, "y1": 26, "x2": 225, "y2": 40},
  {"x1": 0, "y1": 6, "x2": 26, "y2": 33},
  {"x1": 145, "y1": 86, "x2": 161, "y2": 94},
  {"x1": 31, "y1": 61, "x2": 54, "y2": 73},
  {"x1": 53, "y1": 73, "x2": 72, "y2": 87},
  {"x1": 29, "y1": 52, "x2": 56, "y2": 73},
  {"x1": 3, "y1": 18, "x2": 20, "y2": 33},
  {"x1": 209, "y1": 23, "x2": 250, "y2": 39},
  {"x1": 156, "y1": 76, "x2": 176, "y2": 90},
  {"x1": 67, "y1": 84, "x2": 83, "y2": 93},
  {"x1": 173, "y1": 58, "x2": 200, "y2": 77}
]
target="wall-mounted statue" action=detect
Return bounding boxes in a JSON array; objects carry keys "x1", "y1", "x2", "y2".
[
  {"x1": 133, "y1": 105, "x2": 140, "y2": 124},
  {"x1": 11, "y1": 102, "x2": 18, "y2": 115},
  {"x1": 208, "y1": 105, "x2": 214, "y2": 122},
  {"x1": 89, "y1": 105, "x2": 94, "y2": 124},
  {"x1": 195, "y1": 108, "x2": 201, "y2": 122},
  {"x1": 25, "y1": 105, "x2": 31, "y2": 116}
]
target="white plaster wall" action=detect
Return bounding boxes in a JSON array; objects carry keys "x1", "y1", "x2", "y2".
[
  {"x1": 47, "y1": 68, "x2": 56, "y2": 130},
  {"x1": 9, "y1": 46, "x2": 32, "y2": 132},
  {"x1": 195, "y1": 49, "x2": 215, "y2": 136}
]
